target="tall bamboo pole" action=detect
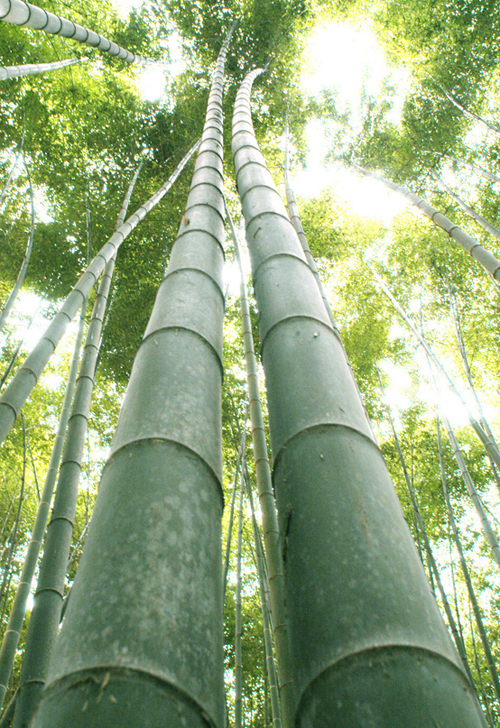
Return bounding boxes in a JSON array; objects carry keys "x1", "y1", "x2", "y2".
[
  {"x1": 30, "y1": 27, "x2": 233, "y2": 728},
  {"x1": 223, "y1": 425, "x2": 246, "y2": 599},
  {"x1": 0, "y1": 300, "x2": 86, "y2": 707},
  {"x1": 10, "y1": 161, "x2": 144, "y2": 726},
  {"x1": 372, "y1": 269, "x2": 500, "y2": 472},
  {"x1": 0, "y1": 0, "x2": 145, "y2": 64},
  {"x1": 0, "y1": 57, "x2": 82, "y2": 81},
  {"x1": 0, "y1": 121, "x2": 25, "y2": 209},
  {"x1": 0, "y1": 140, "x2": 199, "y2": 448},
  {"x1": 355, "y1": 163, "x2": 500, "y2": 285},
  {"x1": 433, "y1": 154, "x2": 500, "y2": 184},
  {"x1": 431, "y1": 81, "x2": 500, "y2": 136},
  {"x1": 225, "y1": 202, "x2": 294, "y2": 726},
  {"x1": 234, "y1": 472, "x2": 244, "y2": 728},
  {"x1": 244, "y1": 465, "x2": 282, "y2": 728},
  {"x1": 232, "y1": 68, "x2": 487, "y2": 727},
  {"x1": 436, "y1": 419, "x2": 500, "y2": 704}
]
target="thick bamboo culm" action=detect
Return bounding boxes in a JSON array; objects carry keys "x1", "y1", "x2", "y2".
[
  {"x1": 0, "y1": 0, "x2": 145, "y2": 64},
  {"x1": 0, "y1": 57, "x2": 82, "y2": 81},
  {"x1": 233, "y1": 68, "x2": 487, "y2": 727},
  {"x1": 0, "y1": 140, "x2": 199, "y2": 448},
  {"x1": 29, "y1": 26, "x2": 234, "y2": 728}
]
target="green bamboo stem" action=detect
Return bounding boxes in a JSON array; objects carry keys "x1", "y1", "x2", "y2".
[
  {"x1": 244, "y1": 465, "x2": 282, "y2": 728},
  {"x1": 12, "y1": 161, "x2": 145, "y2": 727},
  {"x1": 468, "y1": 603, "x2": 495, "y2": 728},
  {"x1": 372, "y1": 268, "x2": 500, "y2": 473},
  {"x1": 434, "y1": 153, "x2": 500, "y2": 184},
  {"x1": 30, "y1": 26, "x2": 233, "y2": 728},
  {"x1": 0, "y1": 0, "x2": 145, "y2": 64},
  {"x1": 356, "y1": 163, "x2": 500, "y2": 285},
  {"x1": 0, "y1": 140, "x2": 199, "y2": 448},
  {"x1": 0, "y1": 57, "x2": 82, "y2": 81},
  {"x1": 0, "y1": 155, "x2": 34, "y2": 333},
  {"x1": 225, "y1": 201, "x2": 295, "y2": 727},
  {"x1": 378, "y1": 373, "x2": 474, "y2": 682},
  {"x1": 433, "y1": 173, "x2": 500, "y2": 244},
  {"x1": 436, "y1": 418, "x2": 500, "y2": 704},
  {"x1": 0, "y1": 300, "x2": 86, "y2": 708},
  {"x1": 234, "y1": 472, "x2": 243, "y2": 728},
  {"x1": 233, "y1": 68, "x2": 487, "y2": 727},
  {"x1": 0, "y1": 692, "x2": 16, "y2": 728}
]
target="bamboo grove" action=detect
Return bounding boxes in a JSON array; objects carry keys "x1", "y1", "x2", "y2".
[{"x1": 1, "y1": 0, "x2": 500, "y2": 726}]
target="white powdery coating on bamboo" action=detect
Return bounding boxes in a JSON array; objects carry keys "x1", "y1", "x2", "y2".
[{"x1": 0, "y1": 0, "x2": 145, "y2": 65}]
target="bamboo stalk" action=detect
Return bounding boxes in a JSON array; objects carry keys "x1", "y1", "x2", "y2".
[
  {"x1": 436, "y1": 418, "x2": 500, "y2": 704},
  {"x1": 0, "y1": 140, "x2": 199, "y2": 448},
  {"x1": 225, "y1": 201, "x2": 295, "y2": 727},
  {"x1": 355, "y1": 163, "x2": 500, "y2": 285},
  {"x1": 223, "y1": 424, "x2": 246, "y2": 599},
  {"x1": 0, "y1": 121, "x2": 25, "y2": 209},
  {"x1": 0, "y1": 0, "x2": 145, "y2": 65},
  {"x1": 29, "y1": 26, "x2": 234, "y2": 728},
  {"x1": 233, "y1": 67, "x2": 487, "y2": 727},
  {"x1": 234, "y1": 471, "x2": 244, "y2": 728},
  {"x1": 0, "y1": 57, "x2": 82, "y2": 81},
  {"x1": 433, "y1": 154, "x2": 500, "y2": 184}
]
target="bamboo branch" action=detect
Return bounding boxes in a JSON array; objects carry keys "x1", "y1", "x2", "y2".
[{"x1": 0, "y1": 57, "x2": 82, "y2": 81}]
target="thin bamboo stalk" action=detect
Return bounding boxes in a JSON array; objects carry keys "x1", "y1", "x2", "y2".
[
  {"x1": 225, "y1": 202, "x2": 294, "y2": 727},
  {"x1": 0, "y1": 0, "x2": 145, "y2": 64},
  {"x1": 355, "y1": 163, "x2": 500, "y2": 285},
  {"x1": 468, "y1": 603, "x2": 495, "y2": 728},
  {"x1": 12, "y1": 161, "x2": 144, "y2": 726},
  {"x1": 433, "y1": 154, "x2": 500, "y2": 184},
  {"x1": 29, "y1": 26, "x2": 234, "y2": 728},
  {"x1": 0, "y1": 140, "x2": 199, "y2": 448},
  {"x1": 437, "y1": 418, "x2": 500, "y2": 704},
  {"x1": 234, "y1": 472, "x2": 244, "y2": 728},
  {"x1": 372, "y1": 269, "x2": 500, "y2": 472},
  {"x1": 0, "y1": 57, "x2": 82, "y2": 81},
  {"x1": 0, "y1": 121, "x2": 25, "y2": 208},
  {"x1": 0, "y1": 155, "x2": 35, "y2": 332},
  {"x1": 223, "y1": 425, "x2": 246, "y2": 599},
  {"x1": 233, "y1": 68, "x2": 487, "y2": 727},
  {"x1": 431, "y1": 82, "x2": 500, "y2": 136},
  {"x1": 433, "y1": 173, "x2": 500, "y2": 244},
  {"x1": 0, "y1": 304, "x2": 40, "y2": 390},
  {"x1": 244, "y1": 465, "x2": 282, "y2": 728},
  {"x1": 0, "y1": 692, "x2": 16, "y2": 728}
]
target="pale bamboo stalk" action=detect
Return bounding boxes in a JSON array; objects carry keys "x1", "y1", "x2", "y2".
[
  {"x1": 434, "y1": 153, "x2": 500, "y2": 185},
  {"x1": 0, "y1": 57, "x2": 82, "y2": 81},
  {"x1": 0, "y1": 300, "x2": 86, "y2": 708},
  {"x1": 432, "y1": 82, "x2": 500, "y2": 136},
  {"x1": 0, "y1": 156, "x2": 35, "y2": 333},
  {"x1": 12, "y1": 161, "x2": 144, "y2": 726},
  {"x1": 244, "y1": 464, "x2": 282, "y2": 728},
  {"x1": 0, "y1": 122, "x2": 25, "y2": 208},
  {"x1": 234, "y1": 472, "x2": 244, "y2": 728},
  {"x1": 0, "y1": 0, "x2": 145, "y2": 65},
  {"x1": 225, "y1": 201, "x2": 295, "y2": 727},
  {"x1": 437, "y1": 418, "x2": 500, "y2": 703},
  {"x1": 356, "y1": 164, "x2": 500, "y2": 284},
  {"x1": 378, "y1": 372, "x2": 474, "y2": 680},
  {"x1": 223, "y1": 424, "x2": 246, "y2": 599},
  {"x1": 433, "y1": 173, "x2": 500, "y2": 244},
  {"x1": 0, "y1": 140, "x2": 199, "y2": 447},
  {"x1": 0, "y1": 304, "x2": 40, "y2": 390},
  {"x1": 372, "y1": 269, "x2": 500, "y2": 472},
  {"x1": 468, "y1": 604, "x2": 495, "y2": 728}
]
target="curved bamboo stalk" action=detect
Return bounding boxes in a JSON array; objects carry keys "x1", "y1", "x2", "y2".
[
  {"x1": 378, "y1": 372, "x2": 474, "y2": 682},
  {"x1": 233, "y1": 68, "x2": 487, "y2": 727},
  {"x1": 0, "y1": 692, "x2": 16, "y2": 728},
  {"x1": 0, "y1": 304, "x2": 41, "y2": 390},
  {"x1": 234, "y1": 472, "x2": 243, "y2": 728},
  {"x1": 355, "y1": 163, "x2": 500, "y2": 285},
  {"x1": 12, "y1": 161, "x2": 144, "y2": 727},
  {"x1": 29, "y1": 26, "x2": 234, "y2": 728},
  {"x1": 0, "y1": 57, "x2": 82, "y2": 81},
  {"x1": 0, "y1": 155, "x2": 35, "y2": 333},
  {"x1": 430, "y1": 81, "x2": 500, "y2": 136},
  {"x1": 0, "y1": 120, "x2": 25, "y2": 209},
  {"x1": 0, "y1": 300, "x2": 86, "y2": 708},
  {"x1": 433, "y1": 173, "x2": 500, "y2": 244},
  {"x1": 244, "y1": 466, "x2": 281, "y2": 728},
  {"x1": 0, "y1": 0, "x2": 145, "y2": 65},
  {"x1": 371, "y1": 269, "x2": 500, "y2": 472},
  {"x1": 0, "y1": 140, "x2": 199, "y2": 448},
  {"x1": 437, "y1": 419, "x2": 500, "y2": 704},
  {"x1": 225, "y1": 202, "x2": 294, "y2": 726}
]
